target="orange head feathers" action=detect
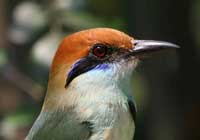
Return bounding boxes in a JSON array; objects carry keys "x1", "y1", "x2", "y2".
[
  {"x1": 50, "y1": 28, "x2": 133, "y2": 76},
  {"x1": 47, "y1": 28, "x2": 134, "y2": 90}
]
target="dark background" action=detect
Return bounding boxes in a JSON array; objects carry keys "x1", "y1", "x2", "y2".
[{"x1": 0, "y1": 0, "x2": 199, "y2": 140}]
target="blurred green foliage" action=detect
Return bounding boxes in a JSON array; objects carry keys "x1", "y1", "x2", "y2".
[{"x1": 0, "y1": 0, "x2": 199, "y2": 140}]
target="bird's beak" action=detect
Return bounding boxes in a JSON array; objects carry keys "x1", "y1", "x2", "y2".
[{"x1": 131, "y1": 40, "x2": 179, "y2": 57}]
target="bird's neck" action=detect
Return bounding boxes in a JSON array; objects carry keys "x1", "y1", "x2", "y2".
[
  {"x1": 29, "y1": 66, "x2": 136, "y2": 140},
  {"x1": 43, "y1": 66, "x2": 134, "y2": 111}
]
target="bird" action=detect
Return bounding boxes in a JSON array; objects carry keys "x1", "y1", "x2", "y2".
[{"x1": 25, "y1": 28, "x2": 178, "y2": 140}]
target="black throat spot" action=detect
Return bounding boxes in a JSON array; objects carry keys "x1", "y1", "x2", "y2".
[{"x1": 128, "y1": 99, "x2": 137, "y2": 121}]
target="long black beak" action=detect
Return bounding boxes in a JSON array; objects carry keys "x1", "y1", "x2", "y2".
[{"x1": 131, "y1": 40, "x2": 179, "y2": 56}]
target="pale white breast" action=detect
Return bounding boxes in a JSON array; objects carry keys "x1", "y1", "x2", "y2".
[
  {"x1": 84, "y1": 100, "x2": 135, "y2": 140},
  {"x1": 61, "y1": 62, "x2": 137, "y2": 140},
  {"x1": 113, "y1": 108, "x2": 135, "y2": 140},
  {"x1": 66, "y1": 71, "x2": 135, "y2": 140}
]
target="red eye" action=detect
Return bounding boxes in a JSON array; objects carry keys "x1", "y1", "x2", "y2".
[{"x1": 92, "y1": 44, "x2": 107, "y2": 58}]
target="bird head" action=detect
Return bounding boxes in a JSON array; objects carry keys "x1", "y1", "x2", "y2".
[{"x1": 43, "y1": 28, "x2": 178, "y2": 110}]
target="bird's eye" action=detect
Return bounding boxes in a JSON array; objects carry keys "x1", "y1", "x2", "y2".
[{"x1": 92, "y1": 44, "x2": 107, "y2": 58}]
